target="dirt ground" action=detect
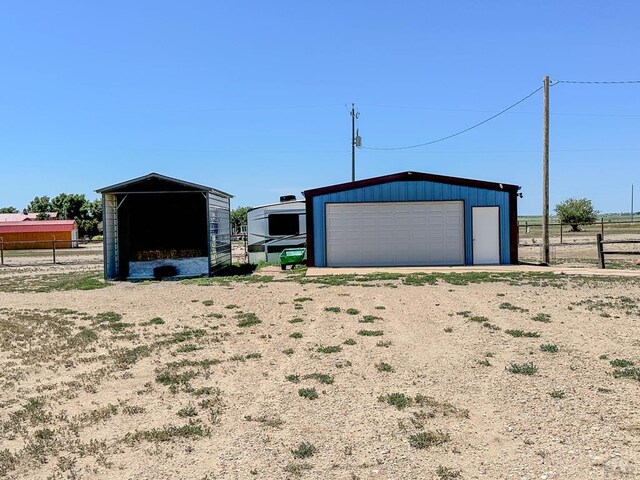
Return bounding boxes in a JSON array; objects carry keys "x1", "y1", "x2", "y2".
[{"x1": 1, "y1": 255, "x2": 639, "y2": 480}]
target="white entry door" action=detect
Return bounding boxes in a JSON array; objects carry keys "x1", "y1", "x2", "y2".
[
  {"x1": 325, "y1": 201, "x2": 464, "y2": 267},
  {"x1": 472, "y1": 207, "x2": 500, "y2": 264}
]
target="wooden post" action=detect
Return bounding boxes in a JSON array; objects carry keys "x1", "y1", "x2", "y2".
[
  {"x1": 542, "y1": 75, "x2": 550, "y2": 265},
  {"x1": 52, "y1": 235, "x2": 56, "y2": 264},
  {"x1": 596, "y1": 233, "x2": 605, "y2": 269},
  {"x1": 601, "y1": 217, "x2": 604, "y2": 239},
  {"x1": 0, "y1": 237, "x2": 3, "y2": 265},
  {"x1": 525, "y1": 221, "x2": 529, "y2": 233}
]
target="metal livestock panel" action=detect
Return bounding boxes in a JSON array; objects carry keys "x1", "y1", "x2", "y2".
[
  {"x1": 103, "y1": 194, "x2": 118, "y2": 279},
  {"x1": 312, "y1": 180, "x2": 511, "y2": 267},
  {"x1": 208, "y1": 192, "x2": 231, "y2": 273}
]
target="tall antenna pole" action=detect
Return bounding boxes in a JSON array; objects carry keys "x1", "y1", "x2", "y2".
[
  {"x1": 632, "y1": 184, "x2": 635, "y2": 223},
  {"x1": 542, "y1": 76, "x2": 550, "y2": 265},
  {"x1": 351, "y1": 103, "x2": 356, "y2": 182}
]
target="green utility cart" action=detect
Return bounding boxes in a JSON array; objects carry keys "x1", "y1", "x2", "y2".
[{"x1": 279, "y1": 248, "x2": 306, "y2": 270}]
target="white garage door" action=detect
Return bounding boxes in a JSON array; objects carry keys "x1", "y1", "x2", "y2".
[{"x1": 326, "y1": 201, "x2": 464, "y2": 267}]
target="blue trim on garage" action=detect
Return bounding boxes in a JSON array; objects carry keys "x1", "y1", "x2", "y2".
[{"x1": 311, "y1": 180, "x2": 511, "y2": 267}]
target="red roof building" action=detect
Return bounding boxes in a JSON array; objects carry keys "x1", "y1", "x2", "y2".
[{"x1": 0, "y1": 220, "x2": 78, "y2": 250}]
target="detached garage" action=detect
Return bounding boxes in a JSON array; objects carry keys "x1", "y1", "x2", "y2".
[
  {"x1": 97, "y1": 173, "x2": 232, "y2": 280},
  {"x1": 303, "y1": 171, "x2": 520, "y2": 267}
]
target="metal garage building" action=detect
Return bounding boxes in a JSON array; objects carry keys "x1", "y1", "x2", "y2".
[
  {"x1": 97, "y1": 173, "x2": 232, "y2": 280},
  {"x1": 303, "y1": 171, "x2": 520, "y2": 267}
]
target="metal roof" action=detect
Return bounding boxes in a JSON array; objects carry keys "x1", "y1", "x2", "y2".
[
  {"x1": 0, "y1": 220, "x2": 77, "y2": 234},
  {"x1": 0, "y1": 212, "x2": 58, "y2": 222},
  {"x1": 303, "y1": 171, "x2": 520, "y2": 198},
  {"x1": 96, "y1": 172, "x2": 233, "y2": 198}
]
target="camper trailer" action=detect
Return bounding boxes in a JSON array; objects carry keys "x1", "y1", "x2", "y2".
[{"x1": 247, "y1": 196, "x2": 306, "y2": 264}]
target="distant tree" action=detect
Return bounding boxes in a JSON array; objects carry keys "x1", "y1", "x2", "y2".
[
  {"x1": 231, "y1": 206, "x2": 251, "y2": 233},
  {"x1": 36, "y1": 212, "x2": 52, "y2": 220},
  {"x1": 26, "y1": 196, "x2": 53, "y2": 214},
  {"x1": 555, "y1": 197, "x2": 598, "y2": 232},
  {"x1": 0, "y1": 206, "x2": 19, "y2": 213}
]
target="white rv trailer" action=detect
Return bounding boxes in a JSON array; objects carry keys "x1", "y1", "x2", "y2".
[{"x1": 247, "y1": 198, "x2": 306, "y2": 264}]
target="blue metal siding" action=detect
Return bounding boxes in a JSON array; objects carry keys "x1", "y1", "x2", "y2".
[{"x1": 312, "y1": 180, "x2": 511, "y2": 266}]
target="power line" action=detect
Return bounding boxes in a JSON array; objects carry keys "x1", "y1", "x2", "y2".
[
  {"x1": 362, "y1": 85, "x2": 544, "y2": 151},
  {"x1": 556, "y1": 80, "x2": 640, "y2": 84}
]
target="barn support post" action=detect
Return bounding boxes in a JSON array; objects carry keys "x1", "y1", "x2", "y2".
[
  {"x1": 596, "y1": 233, "x2": 605, "y2": 269},
  {"x1": 52, "y1": 235, "x2": 56, "y2": 264}
]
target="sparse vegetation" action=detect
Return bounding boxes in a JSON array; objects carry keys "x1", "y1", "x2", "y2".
[
  {"x1": 499, "y1": 302, "x2": 529, "y2": 313},
  {"x1": 540, "y1": 343, "x2": 558, "y2": 353},
  {"x1": 508, "y1": 362, "x2": 538, "y2": 375},
  {"x1": 532, "y1": 313, "x2": 551, "y2": 323},
  {"x1": 375, "y1": 362, "x2": 394, "y2": 372},
  {"x1": 505, "y1": 329, "x2": 540, "y2": 338},
  {"x1": 317, "y1": 345, "x2": 342, "y2": 354},
  {"x1": 409, "y1": 430, "x2": 451, "y2": 449},
  {"x1": 357, "y1": 330, "x2": 384, "y2": 336},
  {"x1": 291, "y1": 442, "x2": 317, "y2": 459},
  {"x1": 298, "y1": 388, "x2": 318, "y2": 400}
]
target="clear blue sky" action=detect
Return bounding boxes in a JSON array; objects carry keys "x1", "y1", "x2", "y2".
[{"x1": 1, "y1": 1, "x2": 639, "y2": 215}]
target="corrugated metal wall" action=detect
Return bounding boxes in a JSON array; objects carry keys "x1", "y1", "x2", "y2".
[
  {"x1": 103, "y1": 194, "x2": 118, "y2": 279},
  {"x1": 208, "y1": 192, "x2": 231, "y2": 272},
  {"x1": 0, "y1": 231, "x2": 72, "y2": 250},
  {"x1": 311, "y1": 180, "x2": 511, "y2": 266}
]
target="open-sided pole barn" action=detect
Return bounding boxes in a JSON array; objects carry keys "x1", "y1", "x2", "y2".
[{"x1": 96, "y1": 173, "x2": 232, "y2": 280}]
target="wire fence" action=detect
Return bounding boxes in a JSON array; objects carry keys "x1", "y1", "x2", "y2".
[{"x1": 518, "y1": 219, "x2": 639, "y2": 245}]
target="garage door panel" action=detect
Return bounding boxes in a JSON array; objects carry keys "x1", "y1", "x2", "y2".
[{"x1": 326, "y1": 201, "x2": 464, "y2": 267}]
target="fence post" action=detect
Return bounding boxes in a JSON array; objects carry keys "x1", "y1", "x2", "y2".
[
  {"x1": 0, "y1": 237, "x2": 3, "y2": 265},
  {"x1": 601, "y1": 217, "x2": 604, "y2": 239},
  {"x1": 52, "y1": 235, "x2": 56, "y2": 264},
  {"x1": 525, "y1": 221, "x2": 529, "y2": 233},
  {"x1": 596, "y1": 233, "x2": 605, "y2": 269},
  {"x1": 560, "y1": 221, "x2": 563, "y2": 244}
]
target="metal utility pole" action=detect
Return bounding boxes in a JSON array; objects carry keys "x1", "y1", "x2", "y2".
[
  {"x1": 542, "y1": 76, "x2": 550, "y2": 265},
  {"x1": 632, "y1": 184, "x2": 635, "y2": 223},
  {"x1": 350, "y1": 103, "x2": 360, "y2": 182}
]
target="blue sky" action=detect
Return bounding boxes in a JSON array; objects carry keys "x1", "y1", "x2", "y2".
[{"x1": 1, "y1": 1, "x2": 638, "y2": 215}]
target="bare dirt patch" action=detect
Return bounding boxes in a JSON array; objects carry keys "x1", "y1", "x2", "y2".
[{"x1": 0, "y1": 266, "x2": 639, "y2": 479}]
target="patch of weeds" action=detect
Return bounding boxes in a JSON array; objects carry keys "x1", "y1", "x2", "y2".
[
  {"x1": 357, "y1": 330, "x2": 384, "y2": 336},
  {"x1": 482, "y1": 322, "x2": 501, "y2": 331},
  {"x1": 379, "y1": 393, "x2": 413, "y2": 410},
  {"x1": 225, "y1": 304, "x2": 239, "y2": 309},
  {"x1": 444, "y1": 327, "x2": 453, "y2": 333},
  {"x1": 324, "y1": 307, "x2": 341, "y2": 313},
  {"x1": 485, "y1": 352, "x2": 494, "y2": 358},
  {"x1": 376, "y1": 340, "x2": 392, "y2": 348},
  {"x1": 346, "y1": 308, "x2": 360, "y2": 315},
  {"x1": 436, "y1": 465, "x2": 462, "y2": 479},
  {"x1": 298, "y1": 388, "x2": 318, "y2": 400},
  {"x1": 409, "y1": 430, "x2": 450, "y2": 449},
  {"x1": 207, "y1": 313, "x2": 224, "y2": 319},
  {"x1": 477, "y1": 359, "x2": 491, "y2": 367},
  {"x1": 167, "y1": 328, "x2": 207, "y2": 344},
  {"x1": 343, "y1": 338, "x2": 357, "y2": 345},
  {"x1": 286, "y1": 374, "x2": 300, "y2": 383},
  {"x1": 292, "y1": 442, "x2": 316, "y2": 459},
  {"x1": 245, "y1": 352, "x2": 262, "y2": 360},
  {"x1": 597, "y1": 387, "x2": 612, "y2": 393},
  {"x1": 508, "y1": 362, "x2": 538, "y2": 375},
  {"x1": 505, "y1": 329, "x2": 540, "y2": 338},
  {"x1": 532, "y1": 313, "x2": 551, "y2": 323},
  {"x1": 317, "y1": 345, "x2": 342, "y2": 354},
  {"x1": 284, "y1": 462, "x2": 312, "y2": 475},
  {"x1": 110, "y1": 344, "x2": 150, "y2": 370},
  {"x1": 124, "y1": 421, "x2": 210, "y2": 443},
  {"x1": 499, "y1": 302, "x2": 529, "y2": 313},
  {"x1": 469, "y1": 315, "x2": 489, "y2": 323},
  {"x1": 289, "y1": 317, "x2": 304, "y2": 324},
  {"x1": 289, "y1": 332, "x2": 303, "y2": 339},
  {"x1": 177, "y1": 404, "x2": 198, "y2": 417},
  {"x1": 612, "y1": 367, "x2": 640, "y2": 382},
  {"x1": 282, "y1": 348, "x2": 294, "y2": 355},
  {"x1": 244, "y1": 414, "x2": 284, "y2": 428},
  {"x1": 456, "y1": 311, "x2": 472, "y2": 318},
  {"x1": 303, "y1": 373, "x2": 334, "y2": 384},
  {"x1": 375, "y1": 306, "x2": 386, "y2": 310},
  {"x1": 236, "y1": 312, "x2": 261, "y2": 328},
  {"x1": 176, "y1": 344, "x2": 202, "y2": 353},
  {"x1": 202, "y1": 300, "x2": 214, "y2": 306},
  {"x1": 360, "y1": 315, "x2": 381, "y2": 323},
  {"x1": 540, "y1": 343, "x2": 558, "y2": 353},
  {"x1": 376, "y1": 362, "x2": 394, "y2": 372},
  {"x1": 294, "y1": 297, "x2": 313, "y2": 302},
  {"x1": 610, "y1": 359, "x2": 635, "y2": 368},
  {"x1": 122, "y1": 405, "x2": 146, "y2": 415},
  {"x1": 142, "y1": 317, "x2": 165, "y2": 326},
  {"x1": 599, "y1": 354, "x2": 609, "y2": 360},
  {"x1": 549, "y1": 389, "x2": 566, "y2": 399},
  {"x1": 0, "y1": 449, "x2": 17, "y2": 475}
]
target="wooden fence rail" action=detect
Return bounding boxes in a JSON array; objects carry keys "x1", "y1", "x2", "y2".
[
  {"x1": 596, "y1": 233, "x2": 640, "y2": 269},
  {"x1": 0, "y1": 236, "x2": 96, "y2": 265}
]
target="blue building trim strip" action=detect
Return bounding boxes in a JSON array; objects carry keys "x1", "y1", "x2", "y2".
[{"x1": 309, "y1": 180, "x2": 512, "y2": 267}]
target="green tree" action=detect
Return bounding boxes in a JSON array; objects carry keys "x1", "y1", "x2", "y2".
[
  {"x1": 26, "y1": 196, "x2": 53, "y2": 214},
  {"x1": 0, "y1": 206, "x2": 19, "y2": 213},
  {"x1": 231, "y1": 206, "x2": 251, "y2": 233},
  {"x1": 555, "y1": 197, "x2": 598, "y2": 232}
]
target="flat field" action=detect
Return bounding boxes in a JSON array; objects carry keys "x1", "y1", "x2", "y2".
[{"x1": 0, "y1": 262, "x2": 639, "y2": 479}]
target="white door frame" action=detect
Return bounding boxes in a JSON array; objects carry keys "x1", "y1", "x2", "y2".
[{"x1": 472, "y1": 206, "x2": 500, "y2": 265}]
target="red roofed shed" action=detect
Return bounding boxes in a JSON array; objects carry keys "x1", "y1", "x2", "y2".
[{"x1": 0, "y1": 220, "x2": 78, "y2": 250}]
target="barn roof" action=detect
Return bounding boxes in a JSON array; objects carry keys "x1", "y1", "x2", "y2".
[
  {"x1": 0, "y1": 212, "x2": 58, "y2": 222},
  {"x1": 96, "y1": 172, "x2": 232, "y2": 198},
  {"x1": 0, "y1": 220, "x2": 77, "y2": 234},
  {"x1": 303, "y1": 171, "x2": 520, "y2": 198}
]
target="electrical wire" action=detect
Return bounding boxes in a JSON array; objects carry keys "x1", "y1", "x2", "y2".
[
  {"x1": 556, "y1": 80, "x2": 640, "y2": 84},
  {"x1": 362, "y1": 85, "x2": 544, "y2": 151}
]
